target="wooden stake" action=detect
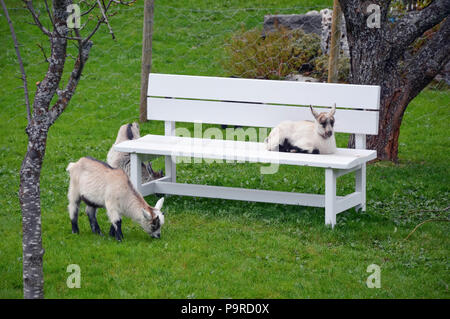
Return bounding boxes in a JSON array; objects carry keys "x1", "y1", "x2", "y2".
[
  {"x1": 327, "y1": 0, "x2": 342, "y2": 83},
  {"x1": 140, "y1": 0, "x2": 154, "y2": 123}
]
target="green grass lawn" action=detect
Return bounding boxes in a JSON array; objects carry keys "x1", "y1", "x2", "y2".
[{"x1": 0, "y1": 0, "x2": 449, "y2": 298}]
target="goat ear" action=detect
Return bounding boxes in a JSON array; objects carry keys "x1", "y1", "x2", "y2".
[
  {"x1": 142, "y1": 209, "x2": 152, "y2": 220},
  {"x1": 310, "y1": 105, "x2": 319, "y2": 119},
  {"x1": 330, "y1": 103, "x2": 336, "y2": 116},
  {"x1": 155, "y1": 197, "x2": 164, "y2": 210}
]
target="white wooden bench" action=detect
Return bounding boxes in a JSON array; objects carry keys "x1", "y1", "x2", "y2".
[{"x1": 115, "y1": 74, "x2": 380, "y2": 227}]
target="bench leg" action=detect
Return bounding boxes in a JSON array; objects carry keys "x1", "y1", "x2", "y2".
[
  {"x1": 165, "y1": 156, "x2": 176, "y2": 183},
  {"x1": 130, "y1": 153, "x2": 142, "y2": 194},
  {"x1": 325, "y1": 168, "x2": 337, "y2": 228},
  {"x1": 355, "y1": 163, "x2": 366, "y2": 212},
  {"x1": 165, "y1": 121, "x2": 177, "y2": 183}
]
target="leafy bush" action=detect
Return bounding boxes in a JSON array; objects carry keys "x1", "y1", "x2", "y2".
[
  {"x1": 224, "y1": 26, "x2": 349, "y2": 82},
  {"x1": 312, "y1": 54, "x2": 350, "y2": 83},
  {"x1": 224, "y1": 27, "x2": 321, "y2": 80},
  {"x1": 288, "y1": 30, "x2": 322, "y2": 72}
]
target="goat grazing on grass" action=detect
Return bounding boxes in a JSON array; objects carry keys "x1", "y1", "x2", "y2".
[
  {"x1": 265, "y1": 104, "x2": 337, "y2": 154},
  {"x1": 66, "y1": 156, "x2": 165, "y2": 241},
  {"x1": 107, "y1": 122, "x2": 163, "y2": 183}
]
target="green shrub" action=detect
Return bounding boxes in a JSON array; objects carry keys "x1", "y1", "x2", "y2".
[
  {"x1": 224, "y1": 26, "x2": 349, "y2": 82},
  {"x1": 288, "y1": 30, "x2": 322, "y2": 71},
  {"x1": 312, "y1": 54, "x2": 350, "y2": 83},
  {"x1": 224, "y1": 27, "x2": 322, "y2": 80}
]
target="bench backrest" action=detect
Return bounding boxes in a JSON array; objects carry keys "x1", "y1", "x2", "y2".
[{"x1": 147, "y1": 73, "x2": 380, "y2": 136}]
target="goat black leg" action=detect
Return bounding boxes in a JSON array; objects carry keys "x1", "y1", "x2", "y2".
[
  {"x1": 86, "y1": 205, "x2": 102, "y2": 235},
  {"x1": 111, "y1": 219, "x2": 123, "y2": 241},
  {"x1": 109, "y1": 224, "x2": 116, "y2": 238},
  {"x1": 71, "y1": 219, "x2": 79, "y2": 234},
  {"x1": 115, "y1": 219, "x2": 124, "y2": 241},
  {"x1": 69, "y1": 198, "x2": 81, "y2": 234}
]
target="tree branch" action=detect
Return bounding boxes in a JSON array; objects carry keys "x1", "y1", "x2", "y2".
[
  {"x1": 111, "y1": 0, "x2": 137, "y2": 5},
  {"x1": 36, "y1": 43, "x2": 50, "y2": 63},
  {"x1": 49, "y1": 40, "x2": 93, "y2": 124},
  {"x1": 43, "y1": 0, "x2": 54, "y2": 28},
  {"x1": 403, "y1": 17, "x2": 450, "y2": 96},
  {"x1": 82, "y1": 0, "x2": 114, "y2": 43},
  {"x1": 29, "y1": 0, "x2": 69, "y2": 117},
  {"x1": 22, "y1": 0, "x2": 51, "y2": 36},
  {"x1": 81, "y1": 1, "x2": 98, "y2": 16},
  {"x1": 390, "y1": 0, "x2": 450, "y2": 55},
  {"x1": 42, "y1": 0, "x2": 85, "y2": 41},
  {"x1": 405, "y1": 218, "x2": 450, "y2": 240},
  {"x1": 97, "y1": 0, "x2": 115, "y2": 40},
  {"x1": 47, "y1": 0, "x2": 134, "y2": 123},
  {"x1": 2, "y1": 0, "x2": 32, "y2": 123}
]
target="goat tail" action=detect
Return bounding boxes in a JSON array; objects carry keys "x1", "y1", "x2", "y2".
[
  {"x1": 66, "y1": 162, "x2": 76, "y2": 172},
  {"x1": 265, "y1": 127, "x2": 281, "y2": 151}
]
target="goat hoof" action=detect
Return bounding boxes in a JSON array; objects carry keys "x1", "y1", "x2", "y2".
[
  {"x1": 109, "y1": 226, "x2": 116, "y2": 237},
  {"x1": 71, "y1": 222, "x2": 79, "y2": 234}
]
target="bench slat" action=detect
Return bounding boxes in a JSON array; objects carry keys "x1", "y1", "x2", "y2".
[
  {"x1": 147, "y1": 97, "x2": 379, "y2": 135},
  {"x1": 152, "y1": 182, "x2": 327, "y2": 207},
  {"x1": 114, "y1": 134, "x2": 377, "y2": 170},
  {"x1": 148, "y1": 73, "x2": 380, "y2": 110}
]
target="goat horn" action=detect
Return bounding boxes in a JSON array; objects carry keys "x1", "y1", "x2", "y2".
[
  {"x1": 330, "y1": 103, "x2": 336, "y2": 116},
  {"x1": 309, "y1": 105, "x2": 319, "y2": 119}
]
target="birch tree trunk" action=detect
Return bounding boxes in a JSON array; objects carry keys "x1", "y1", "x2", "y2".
[{"x1": 19, "y1": 125, "x2": 49, "y2": 299}]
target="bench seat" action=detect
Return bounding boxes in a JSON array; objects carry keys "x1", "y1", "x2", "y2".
[{"x1": 115, "y1": 134, "x2": 377, "y2": 170}]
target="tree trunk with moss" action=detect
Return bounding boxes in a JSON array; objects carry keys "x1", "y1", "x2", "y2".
[{"x1": 339, "y1": 0, "x2": 449, "y2": 161}]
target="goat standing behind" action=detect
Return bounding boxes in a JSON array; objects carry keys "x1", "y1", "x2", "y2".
[{"x1": 107, "y1": 122, "x2": 163, "y2": 182}]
